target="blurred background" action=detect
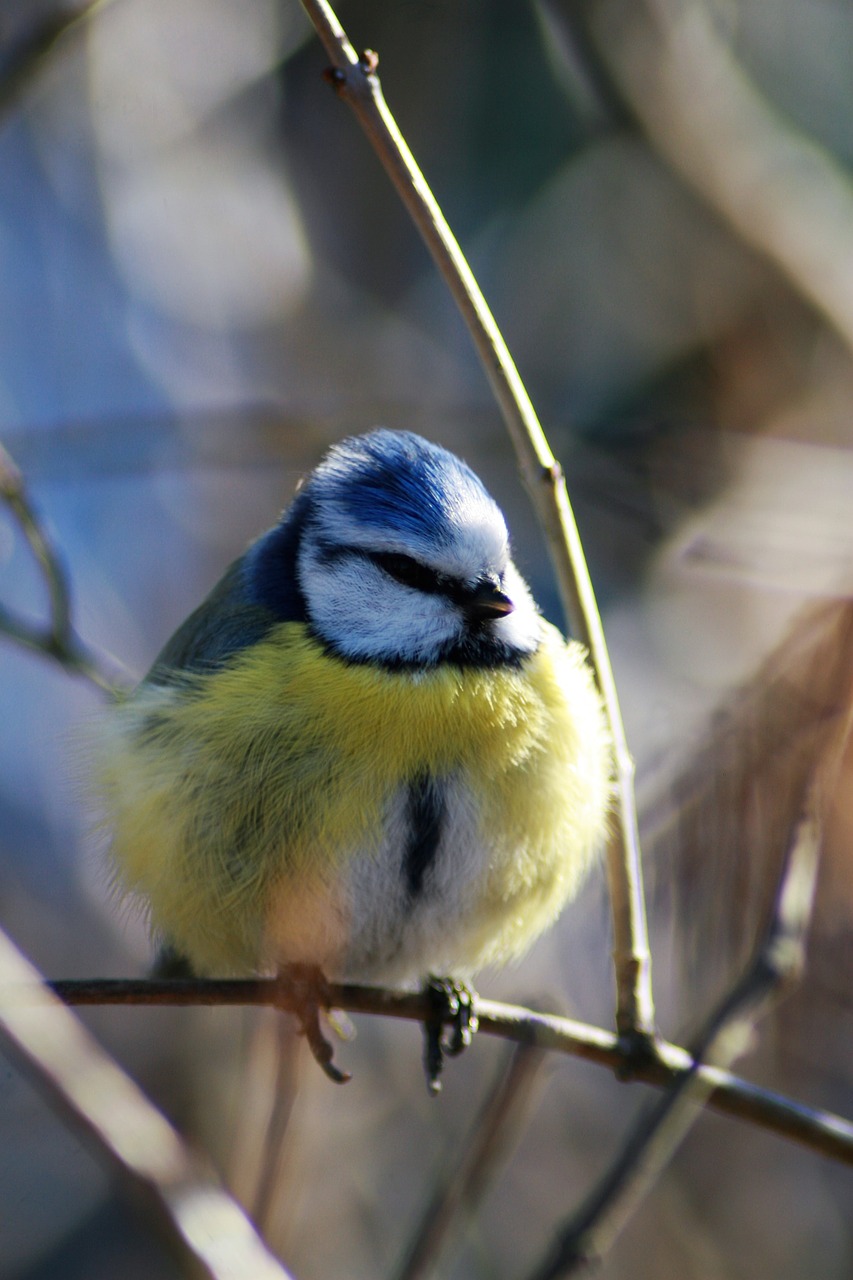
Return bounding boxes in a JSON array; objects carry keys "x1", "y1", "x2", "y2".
[{"x1": 0, "y1": 0, "x2": 852, "y2": 1275}]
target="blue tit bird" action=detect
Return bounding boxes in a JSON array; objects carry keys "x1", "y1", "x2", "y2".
[{"x1": 96, "y1": 430, "x2": 611, "y2": 1080}]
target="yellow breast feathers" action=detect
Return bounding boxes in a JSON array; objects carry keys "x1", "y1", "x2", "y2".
[{"x1": 96, "y1": 620, "x2": 610, "y2": 974}]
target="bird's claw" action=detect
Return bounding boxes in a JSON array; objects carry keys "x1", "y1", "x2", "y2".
[
  {"x1": 277, "y1": 964, "x2": 351, "y2": 1085},
  {"x1": 423, "y1": 976, "x2": 479, "y2": 1095}
]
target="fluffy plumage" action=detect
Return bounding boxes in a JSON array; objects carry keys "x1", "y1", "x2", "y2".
[{"x1": 96, "y1": 430, "x2": 611, "y2": 983}]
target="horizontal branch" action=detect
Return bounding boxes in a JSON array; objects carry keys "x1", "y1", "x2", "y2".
[{"x1": 48, "y1": 976, "x2": 853, "y2": 1167}]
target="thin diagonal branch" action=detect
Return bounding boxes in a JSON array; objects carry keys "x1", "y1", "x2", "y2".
[
  {"x1": 527, "y1": 797, "x2": 821, "y2": 1278},
  {"x1": 525, "y1": 678, "x2": 853, "y2": 1278},
  {"x1": 0, "y1": 441, "x2": 129, "y2": 694},
  {"x1": 0, "y1": 927, "x2": 293, "y2": 1280},
  {"x1": 395, "y1": 1042, "x2": 549, "y2": 1280},
  {"x1": 250, "y1": 1017, "x2": 302, "y2": 1238},
  {"x1": 297, "y1": 0, "x2": 653, "y2": 1043}
]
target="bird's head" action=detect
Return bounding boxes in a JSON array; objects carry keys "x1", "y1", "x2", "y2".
[{"x1": 251, "y1": 430, "x2": 542, "y2": 668}]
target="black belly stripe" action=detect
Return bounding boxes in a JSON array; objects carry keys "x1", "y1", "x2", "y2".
[{"x1": 404, "y1": 775, "x2": 444, "y2": 899}]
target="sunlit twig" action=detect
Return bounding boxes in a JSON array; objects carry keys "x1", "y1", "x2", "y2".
[
  {"x1": 527, "y1": 803, "x2": 821, "y2": 1276},
  {"x1": 298, "y1": 0, "x2": 653, "y2": 1045}
]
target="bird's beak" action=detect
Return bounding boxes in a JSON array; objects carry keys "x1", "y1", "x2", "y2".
[{"x1": 464, "y1": 578, "x2": 515, "y2": 621}]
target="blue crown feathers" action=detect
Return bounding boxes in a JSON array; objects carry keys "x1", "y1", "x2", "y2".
[{"x1": 308, "y1": 430, "x2": 504, "y2": 553}]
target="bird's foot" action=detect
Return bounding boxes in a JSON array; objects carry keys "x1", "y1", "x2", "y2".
[
  {"x1": 422, "y1": 976, "x2": 479, "y2": 1095},
  {"x1": 276, "y1": 963, "x2": 351, "y2": 1085},
  {"x1": 149, "y1": 944, "x2": 195, "y2": 979}
]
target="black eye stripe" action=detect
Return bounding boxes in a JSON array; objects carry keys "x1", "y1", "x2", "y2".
[
  {"x1": 317, "y1": 543, "x2": 504, "y2": 611},
  {"x1": 311, "y1": 541, "x2": 446, "y2": 591},
  {"x1": 369, "y1": 551, "x2": 448, "y2": 595}
]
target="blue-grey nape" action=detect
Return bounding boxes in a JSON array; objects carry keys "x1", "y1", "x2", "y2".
[
  {"x1": 147, "y1": 486, "x2": 314, "y2": 678},
  {"x1": 248, "y1": 489, "x2": 312, "y2": 623}
]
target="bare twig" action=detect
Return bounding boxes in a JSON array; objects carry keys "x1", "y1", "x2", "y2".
[
  {"x1": 0, "y1": 927, "x2": 293, "y2": 1280},
  {"x1": 394, "y1": 1043, "x2": 549, "y2": 1280},
  {"x1": 297, "y1": 0, "x2": 653, "y2": 1043},
  {"x1": 46, "y1": 974, "x2": 853, "y2": 1168},
  {"x1": 0, "y1": 441, "x2": 128, "y2": 694}
]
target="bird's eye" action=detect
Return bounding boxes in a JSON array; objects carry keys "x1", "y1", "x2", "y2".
[{"x1": 370, "y1": 551, "x2": 443, "y2": 594}]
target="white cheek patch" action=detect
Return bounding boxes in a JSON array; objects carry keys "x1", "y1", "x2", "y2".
[
  {"x1": 299, "y1": 518, "x2": 542, "y2": 665},
  {"x1": 300, "y1": 544, "x2": 465, "y2": 663}
]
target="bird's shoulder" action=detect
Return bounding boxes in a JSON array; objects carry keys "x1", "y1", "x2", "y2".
[{"x1": 147, "y1": 560, "x2": 282, "y2": 682}]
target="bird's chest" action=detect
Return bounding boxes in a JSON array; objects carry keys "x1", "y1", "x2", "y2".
[
  {"x1": 341, "y1": 769, "x2": 496, "y2": 982},
  {"x1": 261, "y1": 765, "x2": 506, "y2": 984},
  {"x1": 256, "y1": 635, "x2": 566, "y2": 980}
]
